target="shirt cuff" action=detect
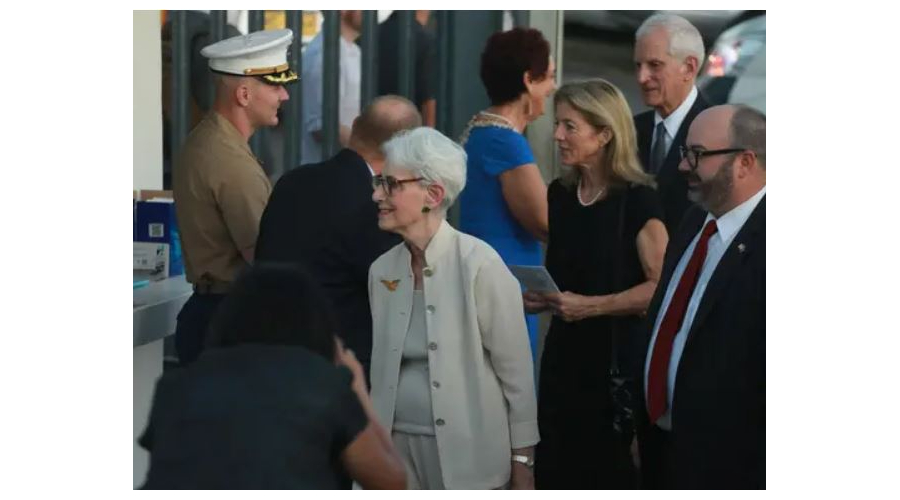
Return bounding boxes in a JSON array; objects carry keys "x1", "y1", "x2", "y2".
[{"x1": 509, "y1": 420, "x2": 540, "y2": 449}]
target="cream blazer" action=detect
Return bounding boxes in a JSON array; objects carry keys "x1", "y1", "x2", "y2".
[{"x1": 367, "y1": 220, "x2": 539, "y2": 489}]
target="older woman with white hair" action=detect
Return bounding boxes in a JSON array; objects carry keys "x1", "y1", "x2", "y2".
[{"x1": 367, "y1": 127, "x2": 539, "y2": 490}]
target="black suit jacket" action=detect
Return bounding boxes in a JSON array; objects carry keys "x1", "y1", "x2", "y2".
[
  {"x1": 636, "y1": 196, "x2": 765, "y2": 489},
  {"x1": 255, "y1": 149, "x2": 401, "y2": 364},
  {"x1": 634, "y1": 94, "x2": 710, "y2": 234}
]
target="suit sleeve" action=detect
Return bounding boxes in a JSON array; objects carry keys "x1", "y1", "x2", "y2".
[
  {"x1": 253, "y1": 175, "x2": 288, "y2": 261},
  {"x1": 474, "y1": 256, "x2": 540, "y2": 448}
]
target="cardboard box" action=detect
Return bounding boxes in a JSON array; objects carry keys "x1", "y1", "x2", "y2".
[{"x1": 134, "y1": 242, "x2": 170, "y2": 281}]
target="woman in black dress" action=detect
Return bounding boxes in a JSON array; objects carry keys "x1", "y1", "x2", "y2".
[{"x1": 526, "y1": 79, "x2": 669, "y2": 489}]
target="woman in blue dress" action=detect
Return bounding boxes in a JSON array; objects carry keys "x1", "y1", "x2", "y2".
[{"x1": 459, "y1": 28, "x2": 557, "y2": 361}]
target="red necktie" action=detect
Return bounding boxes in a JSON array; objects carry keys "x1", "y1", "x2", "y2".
[{"x1": 647, "y1": 219, "x2": 719, "y2": 424}]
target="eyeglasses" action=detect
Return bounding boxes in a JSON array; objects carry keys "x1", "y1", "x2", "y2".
[
  {"x1": 679, "y1": 146, "x2": 747, "y2": 170},
  {"x1": 372, "y1": 175, "x2": 424, "y2": 196}
]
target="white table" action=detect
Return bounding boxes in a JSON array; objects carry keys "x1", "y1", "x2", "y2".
[{"x1": 133, "y1": 275, "x2": 192, "y2": 488}]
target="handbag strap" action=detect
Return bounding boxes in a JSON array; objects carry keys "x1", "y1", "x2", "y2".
[{"x1": 609, "y1": 186, "x2": 629, "y2": 374}]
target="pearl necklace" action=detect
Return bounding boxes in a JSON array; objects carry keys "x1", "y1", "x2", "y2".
[{"x1": 577, "y1": 178, "x2": 605, "y2": 206}]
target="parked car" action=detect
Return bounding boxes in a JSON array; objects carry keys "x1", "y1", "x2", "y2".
[{"x1": 698, "y1": 14, "x2": 766, "y2": 113}]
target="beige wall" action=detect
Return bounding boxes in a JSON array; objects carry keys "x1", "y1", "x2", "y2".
[
  {"x1": 526, "y1": 10, "x2": 564, "y2": 184},
  {"x1": 133, "y1": 10, "x2": 163, "y2": 190},
  {"x1": 133, "y1": 10, "x2": 163, "y2": 488}
]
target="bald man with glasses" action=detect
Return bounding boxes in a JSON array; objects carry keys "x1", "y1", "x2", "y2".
[{"x1": 635, "y1": 105, "x2": 766, "y2": 489}]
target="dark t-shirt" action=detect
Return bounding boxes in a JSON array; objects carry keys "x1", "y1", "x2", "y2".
[
  {"x1": 139, "y1": 344, "x2": 368, "y2": 489},
  {"x1": 377, "y1": 13, "x2": 437, "y2": 106}
]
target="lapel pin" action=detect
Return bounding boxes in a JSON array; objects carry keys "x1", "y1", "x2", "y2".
[
  {"x1": 738, "y1": 243, "x2": 746, "y2": 253},
  {"x1": 380, "y1": 279, "x2": 401, "y2": 292}
]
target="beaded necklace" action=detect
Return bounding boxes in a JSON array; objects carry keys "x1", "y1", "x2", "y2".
[{"x1": 459, "y1": 111, "x2": 520, "y2": 145}]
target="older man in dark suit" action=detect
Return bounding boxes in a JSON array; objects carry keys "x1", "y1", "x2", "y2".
[
  {"x1": 635, "y1": 104, "x2": 766, "y2": 489},
  {"x1": 255, "y1": 95, "x2": 421, "y2": 376},
  {"x1": 633, "y1": 13, "x2": 710, "y2": 233}
]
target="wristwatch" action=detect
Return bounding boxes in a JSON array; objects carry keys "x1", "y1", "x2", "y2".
[{"x1": 511, "y1": 454, "x2": 535, "y2": 469}]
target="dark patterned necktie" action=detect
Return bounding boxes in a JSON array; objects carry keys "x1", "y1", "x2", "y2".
[{"x1": 650, "y1": 121, "x2": 667, "y2": 174}]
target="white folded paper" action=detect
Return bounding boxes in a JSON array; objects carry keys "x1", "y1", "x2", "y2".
[{"x1": 508, "y1": 265, "x2": 560, "y2": 293}]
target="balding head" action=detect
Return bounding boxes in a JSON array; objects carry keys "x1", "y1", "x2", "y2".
[
  {"x1": 682, "y1": 104, "x2": 766, "y2": 216},
  {"x1": 690, "y1": 105, "x2": 738, "y2": 150},
  {"x1": 349, "y1": 96, "x2": 423, "y2": 158},
  {"x1": 690, "y1": 104, "x2": 765, "y2": 167},
  {"x1": 729, "y1": 105, "x2": 766, "y2": 169}
]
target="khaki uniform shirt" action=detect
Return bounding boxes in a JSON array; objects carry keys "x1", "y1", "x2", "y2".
[{"x1": 173, "y1": 112, "x2": 271, "y2": 291}]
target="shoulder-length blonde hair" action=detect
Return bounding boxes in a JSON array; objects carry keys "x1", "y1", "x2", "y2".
[{"x1": 554, "y1": 79, "x2": 655, "y2": 190}]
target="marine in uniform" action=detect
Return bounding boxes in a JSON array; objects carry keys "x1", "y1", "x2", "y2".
[{"x1": 172, "y1": 29, "x2": 298, "y2": 365}]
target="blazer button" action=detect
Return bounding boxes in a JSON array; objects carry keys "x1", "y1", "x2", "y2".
[
  {"x1": 428, "y1": 342, "x2": 438, "y2": 351},
  {"x1": 423, "y1": 268, "x2": 434, "y2": 277},
  {"x1": 432, "y1": 381, "x2": 440, "y2": 388},
  {"x1": 426, "y1": 305, "x2": 436, "y2": 313},
  {"x1": 435, "y1": 418, "x2": 445, "y2": 426}
]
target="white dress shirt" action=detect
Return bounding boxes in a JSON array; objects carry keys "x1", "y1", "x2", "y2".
[
  {"x1": 300, "y1": 33, "x2": 361, "y2": 164},
  {"x1": 644, "y1": 186, "x2": 766, "y2": 430},
  {"x1": 652, "y1": 86, "x2": 699, "y2": 159}
]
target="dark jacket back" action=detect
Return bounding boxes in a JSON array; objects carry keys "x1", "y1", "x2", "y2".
[{"x1": 255, "y1": 149, "x2": 400, "y2": 363}]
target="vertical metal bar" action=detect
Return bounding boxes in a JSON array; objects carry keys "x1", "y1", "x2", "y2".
[
  {"x1": 494, "y1": 10, "x2": 505, "y2": 33},
  {"x1": 210, "y1": 10, "x2": 227, "y2": 40},
  {"x1": 248, "y1": 11, "x2": 266, "y2": 159},
  {"x1": 360, "y1": 10, "x2": 378, "y2": 109},
  {"x1": 284, "y1": 10, "x2": 303, "y2": 170},
  {"x1": 436, "y1": 11, "x2": 452, "y2": 136},
  {"x1": 512, "y1": 10, "x2": 531, "y2": 28},
  {"x1": 207, "y1": 11, "x2": 228, "y2": 112},
  {"x1": 322, "y1": 11, "x2": 341, "y2": 158},
  {"x1": 171, "y1": 11, "x2": 191, "y2": 158},
  {"x1": 248, "y1": 10, "x2": 265, "y2": 31},
  {"x1": 440, "y1": 11, "x2": 462, "y2": 228},
  {"x1": 396, "y1": 10, "x2": 414, "y2": 101}
]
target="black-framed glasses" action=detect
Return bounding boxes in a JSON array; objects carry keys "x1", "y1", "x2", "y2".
[
  {"x1": 372, "y1": 175, "x2": 425, "y2": 196},
  {"x1": 679, "y1": 146, "x2": 747, "y2": 170}
]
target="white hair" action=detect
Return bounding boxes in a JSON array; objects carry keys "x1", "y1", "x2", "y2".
[
  {"x1": 636, "y1": 13, "x2": 705, "y2": 70},
  {"x1": 382, "y1": 127, "x2": 467, "y2": 212}
]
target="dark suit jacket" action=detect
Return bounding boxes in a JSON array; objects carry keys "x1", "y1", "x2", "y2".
[
  {"x1": 634, "y1": 94, "x2": 710, "y2": 234},
  {"x1": 255, "y1": 149, "x2": 401, "y2": 364},
  {"x1": 636, "y1": 196, "x2": 765, "y2": 489}
]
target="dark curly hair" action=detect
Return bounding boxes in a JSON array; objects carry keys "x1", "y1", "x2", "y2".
[
  {"x1": 205, "y1": 263, "x2": 338, "y2": 360},
  {"x1": 480, "y1": 28, "x2": 551, "y2": 105}
]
